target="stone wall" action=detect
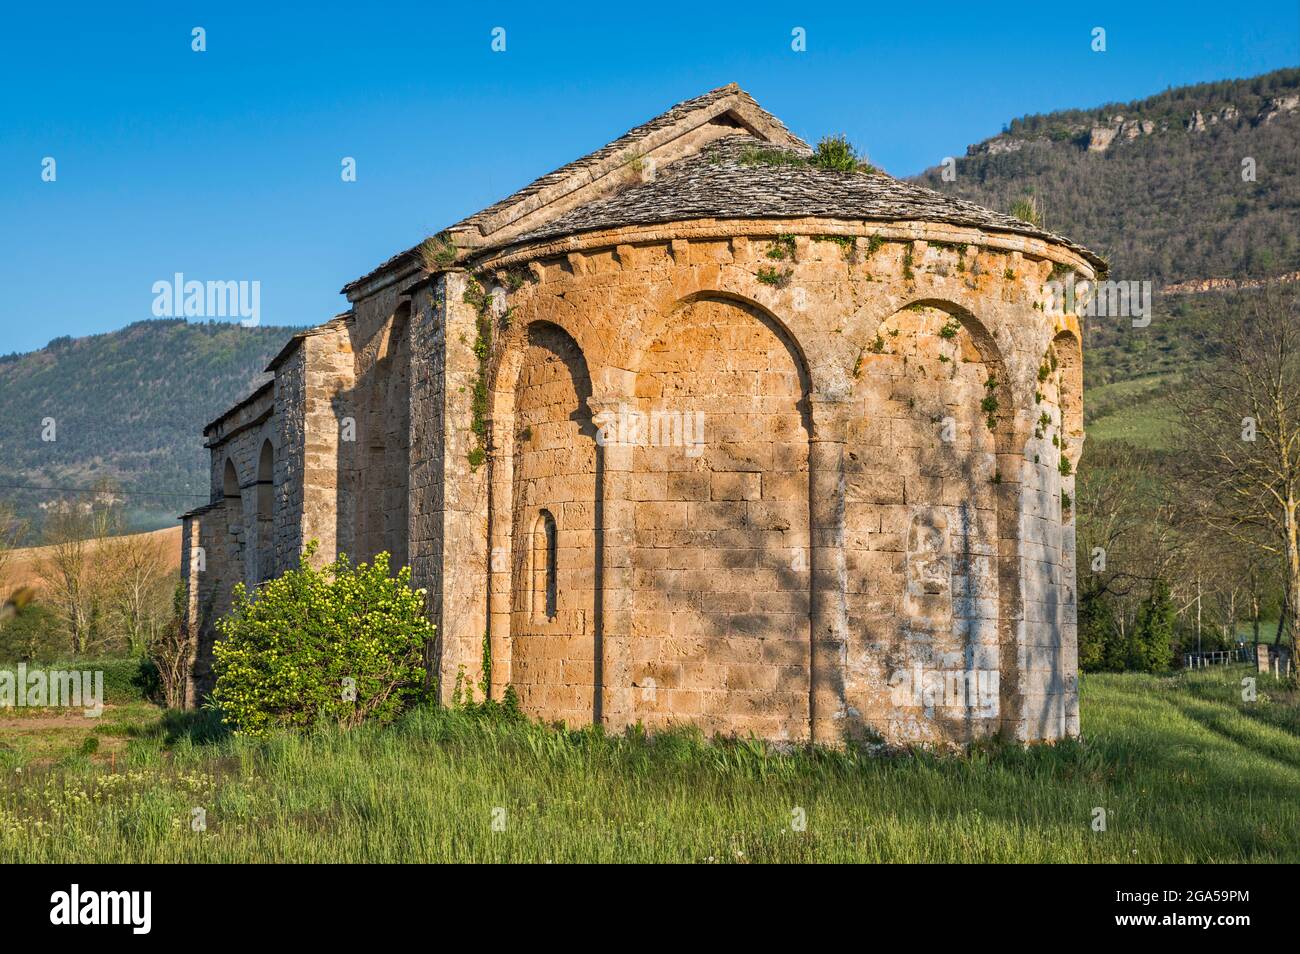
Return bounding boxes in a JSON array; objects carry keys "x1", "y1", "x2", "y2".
[
  {"x1": 186, "y1": 213, "x2": 1088, "y2": 747},
  {"x1": 507, "y1": 322, "x2": 599, "y2": 723},
  {"x1": 470, "y1": 219, "x2": 1091, "y2": 745}
]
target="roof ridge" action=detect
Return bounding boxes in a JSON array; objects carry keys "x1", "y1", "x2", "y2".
[
  {"x1": 341, "y1": 84, "x2": 804, "y2": 295},
  {"x1": 450, "y1": 83, "x2": 799, "y2": 238}
]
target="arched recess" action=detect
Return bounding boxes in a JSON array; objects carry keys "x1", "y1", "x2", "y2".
[
  {"x1": 221, "y1": 457, "x2": 245, "y2": 588},
  {"x1": 499, "y1": 321, "x2": 599, "y2": 726},
  {"x1": 629, "y1": 293, "x2": 813, "y2": 741},
  {"x1": 621, "y1": 288, "x2": 815, "y2": 399},
  {"x1": 256, "y1": 439, "x2": 275, "y2": 582},
  {"x1": 222, "y1": 458, "x2": 241, "y2": 532},
  {"x1": 847, "y1": 298, "x2": 1024, "y2": 742},
  {"x1": 358, "y1": 302, "x2": 411, "y2": 569}
]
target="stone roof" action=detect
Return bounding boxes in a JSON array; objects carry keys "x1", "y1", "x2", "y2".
[
  {"x1": 341, "y1": 83, "x2": 806, "y2": 295},
  {"x1": 511, "y1": 135, "x2": 1104, "y2": 267},
  {"x1": 452, "y1": 85, "x2": 805, "y2": 238},
  {"x1": 202, "y1": 379, "x2": 273, "y2": 434},
  {"x1": 340, "y1": 83, "x2": 1102, "y2": 295}
]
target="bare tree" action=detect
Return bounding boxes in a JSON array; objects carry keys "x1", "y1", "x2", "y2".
[
  {"x1": 102, "y1": 530, "x2": 170, "y2": 655},
  {"x1": 149, "y1": 584, "x2": 192, "y2": 709},
  {"x1": 1173, "y1": 285, "x2": 1300, "y2": 673},
  {"x1": 0, "y1": 503, "x2": 33, "y2": 622},
  {"x1": 0, "y1": 503, "x2": 22, "y2": 586},
  {"x1": 35, "y1": 480, "x2": 123, "y2": 656},
  {"x1": 1077, "y1": 442, "x2": 1181, "y2": 599}
]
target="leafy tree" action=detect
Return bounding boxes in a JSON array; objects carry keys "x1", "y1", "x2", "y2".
[
  {"x1": 0, "y1": 601, "x2": 61, "y2": 663},
  {"x1": 212, "y1": 544, "x2": 432, "y2": 736},
  {"x1": 1077, "y1": 587, "x2": 1115, "y2": 672},
  {"x1": 1131, "y1": 581, "x2": 1176, "y2": 672}
]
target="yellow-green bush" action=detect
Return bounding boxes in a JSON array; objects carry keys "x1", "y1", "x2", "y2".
[{"x1": 212, "y1": 544, "x2": 431, "y2": 736}]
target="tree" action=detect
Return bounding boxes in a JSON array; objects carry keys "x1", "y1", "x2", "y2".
[
  {"x1": 147, "y1": 583, "x2": 192, "y2": 709},
  {"x1": 1075, "y1": 441, "x2": 1183, "y2": 670},
  {"x1": 0, "y1": 502, "x2": 25, "y2": 601},
  {"x1": 1173, "y1": 285, "x2": 1300, "y2": 676},
  {"x1": 1132, "y1": 581, "x2": 1176, "y2": 672},
  {"x1": 101, "y1": 529, "x2": 170, "y2": 655},
  {"x1": 35, "y1": 479, "x2": 122, "y2": 655},
  {"x1": 0, "y1": 602, "x2": 61, "y2": 662}
]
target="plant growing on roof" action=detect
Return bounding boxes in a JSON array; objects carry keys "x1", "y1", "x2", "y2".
[
  {"x1": 811, "y1": 134, "x2": 876, "y2": 173},
  {"x1": 418, "y1": 233, "x2": 457, "y2": 272},
  {"x1": 1010, "y1": 195, "x2": 1043, "y2": 227}
]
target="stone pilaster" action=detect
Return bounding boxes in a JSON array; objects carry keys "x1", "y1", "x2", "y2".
[
  {"x1": 809, "y1": 397, "x2": 851, "y2": 744},
  {"x1": 300, "y1": 323, "x2": 355, "y2": 567},
  {"x1": 486, "y1": 410, "x2": 514, "y2": 698},
  {"x1": 408, "y1": 271, "x2": 492, "y2": 703},
  {"x1": 588, "y1": 395, "x2": 635, "y2": 730}
]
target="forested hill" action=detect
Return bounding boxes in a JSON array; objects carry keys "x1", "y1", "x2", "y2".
[
  {"x1": 911, "y1": 68, "x2": 1300, "y2": 285},
  {"x1": 0, "y1": 320, "x2": 299, "y2": 538}
]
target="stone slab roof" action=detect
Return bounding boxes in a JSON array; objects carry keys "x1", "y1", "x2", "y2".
[
  {"x1": 340, "y1": 83, "x2": 1102, "y2": 296},
  {"x1": 341, "y1": 84, "x2": 806, "y2": 295},
  {"x1": 452, "y1": 85, "x2": 805, "y2": 239},
  {"x1": 202, "y1": 379, "x2": 273, "y2": 434},
  {"x1": 511, "y1": 136, "x2": 1104, "y2": 267}
]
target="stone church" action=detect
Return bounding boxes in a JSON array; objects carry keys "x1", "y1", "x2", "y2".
[{"x1": 181, "y1": 84, "x2": 1096, "y2": 745}]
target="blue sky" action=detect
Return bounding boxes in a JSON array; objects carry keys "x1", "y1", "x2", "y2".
[{"x1": 1, "y1": 1, "x2": 1295, "y2": 354}]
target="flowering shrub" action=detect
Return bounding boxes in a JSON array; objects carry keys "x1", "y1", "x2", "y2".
[{"x1": 212, "y1": 544, "x2": 432, "y2": 736}]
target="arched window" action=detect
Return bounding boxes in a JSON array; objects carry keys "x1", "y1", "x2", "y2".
[{"x1": 533, "y1": 510, "x2": 557, "y2": 622}]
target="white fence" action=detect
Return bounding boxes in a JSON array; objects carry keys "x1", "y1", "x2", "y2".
[{"x1": 1182, "y1": 647, "x2": 1251, "y2": 669}]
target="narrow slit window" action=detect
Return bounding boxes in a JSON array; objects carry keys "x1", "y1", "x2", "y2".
[{"x1": 533, "y1": 510, "x2": 557, "y2": 621}]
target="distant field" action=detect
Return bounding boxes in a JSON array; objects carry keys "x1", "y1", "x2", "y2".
[
  {"x1": 0, "y1": 667, "x2": 1295, "y2": 862},
  {"x1": 2, "y1": 526, "x2": 181, "y2": 594},
  {"x1": 1084, "y1": 374, "x2": 1180, "y2": 449}
]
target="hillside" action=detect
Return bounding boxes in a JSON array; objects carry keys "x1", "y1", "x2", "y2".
[
  {"x1": 1, "y1": 526, "x2": 182, "y2": 594},
  {"x1": 912, "y1": 69, "x2": 1299, "y2": 447},
  {"x1": 0, "y1": 320, "x2": 300, "y2": 538},
  {"x1": 913, "y1": 68, "x2": 1300, "y2": 289}
]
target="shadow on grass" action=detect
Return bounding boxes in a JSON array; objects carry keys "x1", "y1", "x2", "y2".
[
  {"x1": 125, "y1": 707, "x2": 231, "y2": 746},
  {"x1": 1164, "y1": 694, "x2": 1300, "y2": 774}
]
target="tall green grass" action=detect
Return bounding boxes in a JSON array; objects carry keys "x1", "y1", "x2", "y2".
[{"x1": 1, "y1": 668, "x2": 1296, "y2": 862}]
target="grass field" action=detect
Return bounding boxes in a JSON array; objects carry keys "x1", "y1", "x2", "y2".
[
  {"x1": 1084, "y1": 374, "x2": 1180, "y2": 449},
  {"x1": 0, "y1": 665, "x2": 1296, "y2": 862}
]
